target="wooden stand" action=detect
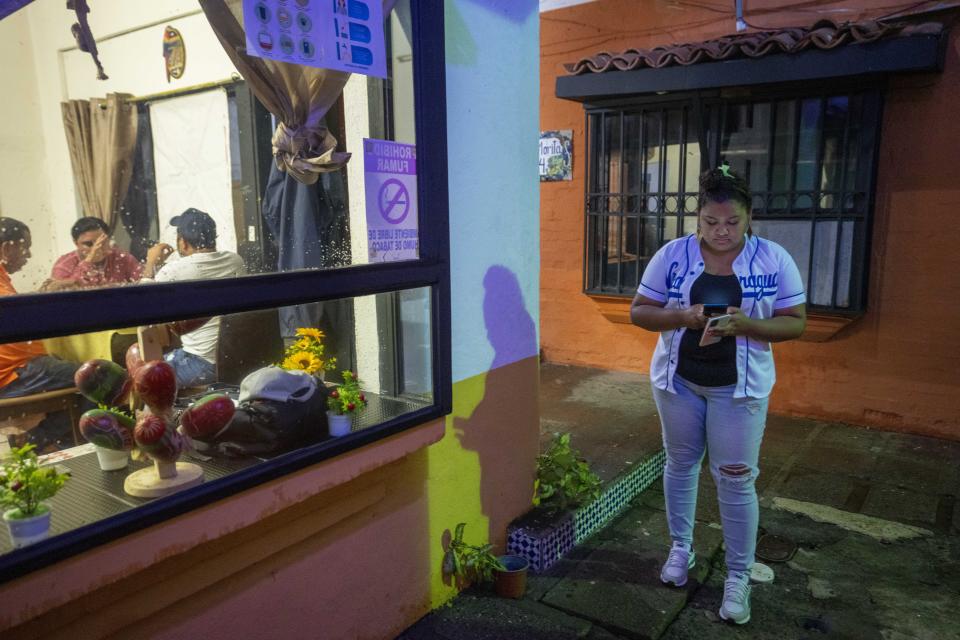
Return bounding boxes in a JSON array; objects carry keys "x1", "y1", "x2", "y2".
[{"x1": 123, "y1": 460, "x2": 203, "y2": 498}]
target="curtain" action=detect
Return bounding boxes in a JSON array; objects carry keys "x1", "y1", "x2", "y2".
[
  {"x1": 199, "y1": 0, "x2": 362, "y2": 185},
  {"x1": 60, "y1": 93, "x2": 138, "y2": 231},
  {"x1": 200, "y1": 0, "x2": 394, "y2": 372}
]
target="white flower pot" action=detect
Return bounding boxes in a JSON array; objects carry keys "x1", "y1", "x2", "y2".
[
  {"x1": 3, "y1": 506, "x2": 51, "y2": 548},
  {"x1": 327, "y1": 411, "x2": 353, "y2": 437},
  {"x1": 94, "y1": 445, "x2": 130, "y2": 471}
]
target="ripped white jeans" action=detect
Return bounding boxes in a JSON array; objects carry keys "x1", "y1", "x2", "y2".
[{"x1": 652, "y1": 375, "x2": 768, "y2": 573}]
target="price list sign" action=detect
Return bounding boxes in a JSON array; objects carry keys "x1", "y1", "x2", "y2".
[{"x1": 244, "y1": 0, "x2": 387, "y2": 77}]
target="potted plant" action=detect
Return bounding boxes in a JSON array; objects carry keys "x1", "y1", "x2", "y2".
[
  {"x1": 0, "y1": 444, "x2": 70, "y2": 548},
  {"x1": 279, "y1": 327, "x2": 337, "y2": 381},
  {"x1": 326, "y1": 370, "x2": 366, "y2": 437},
  {"x1": 441, "y1": 522, "x2": 528, "y2": 598},
  {"x1": 533, "y1": 432, "x2": 602, "y2": 511},
  {"x1": 442, "y1": 522, "x2": 505, "y2": 582},
  {"x1": 493, "y1": 553, "x2": 530, "y2": 599}
]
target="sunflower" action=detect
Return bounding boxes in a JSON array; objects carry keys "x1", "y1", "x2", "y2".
[
  {"x1": 292, "y1": 338, "x2": 315, "y2": 352},
  {"x1": 281, "y1": 351, "x2": 322, "y2": 374},
  {"x1": 295, "y1": 328, "x2": 325, "y2": 341}
]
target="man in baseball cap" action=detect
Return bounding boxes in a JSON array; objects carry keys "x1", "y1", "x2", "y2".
[{"x1": 142, "y1": 208, "x2": 245, "y2": 388}]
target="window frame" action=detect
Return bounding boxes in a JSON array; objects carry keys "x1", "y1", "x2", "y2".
[
  {"x1": 0, "y1": 1, "x2": 450, "y2": 582},
  {"x1": 582, "y1": 80, "x2": 884, "y2": 316}
]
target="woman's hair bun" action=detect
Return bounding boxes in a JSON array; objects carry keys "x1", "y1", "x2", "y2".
[
  {"x1": 698, "y1": 164, "x2": 751, "y2": 212},
  {"x1": 699, "y1": 167, "x2": 729, "y2": 193}
]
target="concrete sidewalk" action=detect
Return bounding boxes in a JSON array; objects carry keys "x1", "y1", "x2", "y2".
[{"x1": 398, "y1": 363, "x2": 960, "y2": 640}]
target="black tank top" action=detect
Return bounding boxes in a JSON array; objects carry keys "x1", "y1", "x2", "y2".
[{"x1": 677, "y1": 273, "x2": 742, "y2": 387}]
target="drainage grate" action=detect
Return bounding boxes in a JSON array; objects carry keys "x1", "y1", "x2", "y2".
[{"x1": 756, "y1": 533, "x2": 798, "y2": 563}]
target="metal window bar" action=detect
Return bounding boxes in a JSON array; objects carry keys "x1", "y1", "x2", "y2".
[
  {"x1": 789, "y1": 98, "x2": 802, "y2": 215},
  {"x1": 765, "y1": 99, "x2": 778, "y2": 213},
  {"x1": 616, "y1": 111, "x2": 625, "y2": 294},
  {"x1": 807, "y1": 97, "x2": 828, "y2": 305},
  {"x1": 584, "y1": 92, "x2": 874, "y2": 310},
  {"x1": 678, "y1": 107, "x2": 688, "y2": 236},
  {"x1": 583, "y1": 111, "x2": 592, "y2": 291},
  {"x1": 657, "y1": 108, "x2": 667, "y2": 249},
  {"x1": 831, "y1": 96, "x2": 853, "y2": 308}
]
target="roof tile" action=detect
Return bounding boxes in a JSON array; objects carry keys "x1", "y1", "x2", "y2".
[{"x1": 563, "y1": 18, "x2": 943, "y2": 75}]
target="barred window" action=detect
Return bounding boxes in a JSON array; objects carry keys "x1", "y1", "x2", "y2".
[{"x1": 585, "y1": 89, "x2": 881, "y2": 314}]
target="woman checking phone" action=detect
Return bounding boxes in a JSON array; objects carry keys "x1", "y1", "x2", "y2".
[{"x1": 630, "y1": 166, "x2": 806, "y2": 625}]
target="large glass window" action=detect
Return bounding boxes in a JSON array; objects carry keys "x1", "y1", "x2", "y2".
[
  {"x1": 585, "y1": 88, "x2": 881, "y2": 314},
  {"x1": 0, "y1": 0, "x2": 448, "y2": 577}
]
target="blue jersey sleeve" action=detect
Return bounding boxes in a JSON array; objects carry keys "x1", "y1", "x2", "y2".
[
  {"x1": 637, "y1": 245, "x2": 670, "y2": 304},
  {"x1": 775, "y1": 247, "x2": 806, "y2": 309}
]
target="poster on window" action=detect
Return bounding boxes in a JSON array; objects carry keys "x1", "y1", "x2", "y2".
[
  {"x1": 242, "y1": 0, "x2": 387, "y2": 78},
  {"x1": 364, "y1": 138, "x2": 418, "y2": 262},
  {"x1": 539, "y1": 130, "x2": 573, "y2": 181}
]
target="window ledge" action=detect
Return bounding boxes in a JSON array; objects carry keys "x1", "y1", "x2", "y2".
[
  {"x1": 0, "y1": 418, "x2": 445, "y2": 628},
  {"x1": 590, "y1": 294, "x2": 860, "y2": 342}
]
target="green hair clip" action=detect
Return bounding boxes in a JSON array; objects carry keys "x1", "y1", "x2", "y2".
[{"x1": 719, "y1": 163, "x2": 733, "y2": 178}]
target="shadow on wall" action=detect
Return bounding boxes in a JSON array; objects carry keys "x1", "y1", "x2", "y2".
[
  {"x1": 454, "y1": 265, "x2": 540, "y2": 547},
  {"x1": 483, "y1": 265, "x2": 537, "y2": 371},
  {"x1": 463, "y1": 0, "x2": 538, "y2": 21},
  {"x1": 444, "y1": 0, "x2": 537, "y2": 66}
]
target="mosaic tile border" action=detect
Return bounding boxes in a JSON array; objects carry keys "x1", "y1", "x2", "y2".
[{"x1": 507, "y1": 449, "x2": 666, "y2": 573}]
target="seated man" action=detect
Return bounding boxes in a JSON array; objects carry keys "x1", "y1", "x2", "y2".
[
  {"x1": 48, "y1": 217, "x2": 142, "y2": 289},
  {"x1": 0, "y1": 217, "x2": 79, "y2": 450},
  {"x1": 143, "y1": 208, "x2": 245, "y2": 388}
]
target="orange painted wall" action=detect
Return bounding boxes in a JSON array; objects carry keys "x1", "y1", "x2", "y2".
[{"x1": 541, "y1": 0, "x2": 960, "y2": 439}]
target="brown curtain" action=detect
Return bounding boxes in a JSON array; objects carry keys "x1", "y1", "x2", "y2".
[
  {"x1": 199, "y1": 0, "x2": 395, "y2": 185},
  {"x1": 60, "y1": 93, "x2": 138, "y2": 231}
]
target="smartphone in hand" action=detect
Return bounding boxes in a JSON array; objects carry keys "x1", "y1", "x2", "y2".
[
  {"x1": 699, "y1": 314, "x2": 732, "y2": 347},
  {"x1": 702, "y1": 304, "x2": 729, "y2": 317}
]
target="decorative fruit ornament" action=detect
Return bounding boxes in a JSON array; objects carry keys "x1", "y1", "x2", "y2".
[
  {"x1": 78, "y1": 408, "x2": 135, "y2": 451},
  {"x1": 179, "y1": 394, "x2": 235, "y2": 440},
  {"x1": 134, "y1": 360, "x2": 177, "y2": 414},
  {"x1": 134, "y1": 413, "x2": 184, "y2": 463},
  {"x1": 74, "y1": 359, "x2": 131, "y2": 407}
]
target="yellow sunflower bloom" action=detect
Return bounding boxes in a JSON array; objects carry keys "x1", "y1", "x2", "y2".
[
  {"x1": 282, "y1": 351, "x2": 322, "y2": 374},
  {"x1": 292, "y1": 338, "x2": 313, "y2": 352},
  {"x1": 295, "y1": 328, "x2": 325, "y2": 341}
]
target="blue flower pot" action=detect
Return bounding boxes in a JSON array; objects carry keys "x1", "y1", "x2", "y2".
[{"x1": 4, "y1": 506, "x2": 51, "y2": 548}]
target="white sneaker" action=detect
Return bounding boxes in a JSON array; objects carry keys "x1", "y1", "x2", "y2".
[
  {"x1": 660, "y1": 541, "x2": 695, "y2": 587},
  {"x1": 719, "y1": 571, "x2": 751, "y2": 624}
]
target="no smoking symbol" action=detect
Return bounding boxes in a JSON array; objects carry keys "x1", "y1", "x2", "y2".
[{"x1": 378, "y1": 178, "x2": 410, "y2": 225}]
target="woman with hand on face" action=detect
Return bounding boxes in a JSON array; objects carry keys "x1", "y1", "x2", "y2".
[{"x1": 630, "y1": 166, "x2": 806, "y2": 625}]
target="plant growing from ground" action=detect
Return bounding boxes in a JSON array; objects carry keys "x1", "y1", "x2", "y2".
[
  {"x1": 533, "y1": 432, "x2": 602, "y2": 511},
  {"x1": 442, "y1": 522, "x2": 506, "y2": 584},
  {"x1": 0, "y1": 444, "x2": 69, "y2": 519}
]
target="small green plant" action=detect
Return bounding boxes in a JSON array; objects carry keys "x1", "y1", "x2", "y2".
[
  {"x1": 533, "y1": 432, "x2": 602, "y2": 510},
  {"x1": 0, "y1": 444, "x2": 69, "y2": 519},
  {"x1": 327, "y1": 370, "x2": 367, "y2": 415},
  {"x1": 442, "y1": 522, "x2": 506, "y2": 584}
]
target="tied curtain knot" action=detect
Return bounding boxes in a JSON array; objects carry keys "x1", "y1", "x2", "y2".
[{"x1": 272, "y1": 122, "x2": 351, "y2": 186}]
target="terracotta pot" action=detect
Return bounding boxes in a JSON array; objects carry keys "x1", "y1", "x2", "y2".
[
  {"x1": 3, "y1": 506, "x2": 51, "y2": 548},
  {"x1": 494, "y1": 554, "x2": 529, "y2": 598}
]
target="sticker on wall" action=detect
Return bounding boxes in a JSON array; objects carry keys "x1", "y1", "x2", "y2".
[
  {"x1": 364, "y1": 138, "x2": 418, "y2": 262},
  {"x1": 163, "y1": 26, "x2": 186, "y2": 82},
  {"x1": 539, "y1": 130, "x2": 573, "y2": 181},
  {"x1": 242, "y1": 0, "x2": 387, "y2": 78}
]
